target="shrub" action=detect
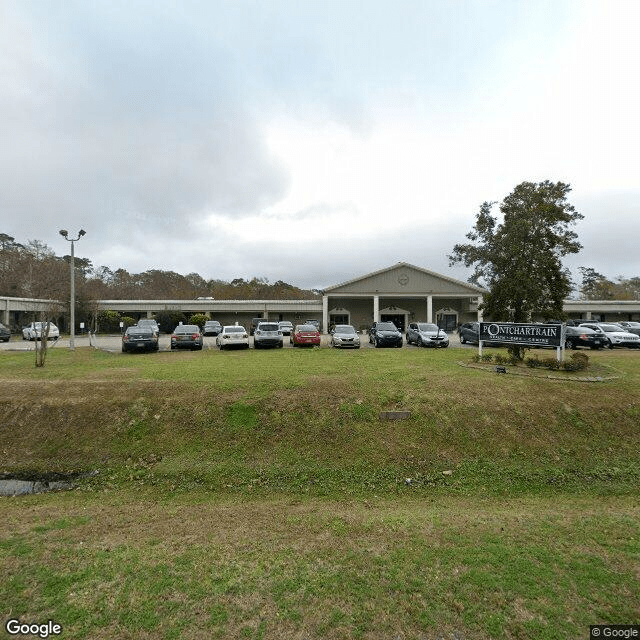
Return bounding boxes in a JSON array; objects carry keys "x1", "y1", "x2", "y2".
[
  {"x1": 189, "y1": 313, "x2": 209, "y2": 329},
  {"x1": 570, "y1": 352, "x2": 589, "y2": 370},
  {"x1": 156, "y1": 311, "x2": 188, "y2": 333},
  {"x1": 525, "y1": 356, "x2": 542, "y2": 368},
  {"x1": 97, "y1": 309, "x2": 121, "y2": 333},
  {"x1": 493, "y1": 354, "x2": 507, "y2": 365},
  {"x1": 541, "y1": 357, "x2": 561, "y2": 371},
  {"x1": 121, "y1": 316, "x2": 136, "y2": 329},
  {"x1": 480, "y1": 353, "x2": 493, "y2": 362}
]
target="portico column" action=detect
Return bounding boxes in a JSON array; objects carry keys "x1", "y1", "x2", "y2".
[
  {"x1": 427, "y1": 295, "x2": 433, "y2": 323},
  {"x1": 477, "y1": 295, "x2": 484, "y2": 322},
  {"x1": 373, "y1": 295, "x2": 380, "y2": 322},
  {"x1": 322, "y1": 295, "x2": 329, "y2": 333}
]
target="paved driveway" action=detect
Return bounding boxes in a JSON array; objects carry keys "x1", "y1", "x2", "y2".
[{"x1": 0, "y1": 331, "x2": 469, "y2": 352}]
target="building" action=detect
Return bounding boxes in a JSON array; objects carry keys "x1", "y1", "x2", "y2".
[
  {"x1": 321, "y1": 262, "x2": 485, "y2": 332},
  {"x1": 2, "y1": 262, "x2": 639, "y2": 332}
]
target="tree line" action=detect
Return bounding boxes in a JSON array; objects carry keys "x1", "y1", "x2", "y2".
[{"x1": 0, "y1": 233, "x2": 320, "y2": 303}]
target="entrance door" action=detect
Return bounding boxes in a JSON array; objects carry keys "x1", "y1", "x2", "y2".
[
  {"x1": 438, "y1": 314, "x2": 457, "y2": 332},
  {"x1": 381, "y1": 314, "x2": 406, "y2": 331}
]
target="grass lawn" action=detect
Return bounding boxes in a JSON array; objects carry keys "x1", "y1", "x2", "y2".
[{"x1": 1, "y1": 346, "x2": 639, "y2": 639}]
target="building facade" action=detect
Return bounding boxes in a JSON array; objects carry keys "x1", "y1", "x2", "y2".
[{"x1": 2, "y1": 262, "x2": 640, "y2": 332}]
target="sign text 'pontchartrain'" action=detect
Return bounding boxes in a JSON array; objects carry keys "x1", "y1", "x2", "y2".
[{"x1": 479, "y1": 323, "x2": 564, "y2": 348}]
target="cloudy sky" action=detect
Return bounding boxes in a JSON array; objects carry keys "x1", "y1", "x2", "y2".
[{"x1": 2, "y1": 0, "x2": 639, "y2": 290}]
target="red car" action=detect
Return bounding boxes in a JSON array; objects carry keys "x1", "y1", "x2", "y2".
[{"x1": 291, "y1": 324, "x2": 321, "y2": 347}]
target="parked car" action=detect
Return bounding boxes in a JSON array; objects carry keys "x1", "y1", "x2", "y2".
[
  {"x1": 136, "y1": 318, "x2": 160, "y2": 335},
  {"x1": 291, "y1": 324, "x2": 321, "y2": 347},
  {"x1": 330, "y1": 324, "x2": 360, "y2": 348},
  {"x1": 406, "y1": 322, "x2": 449, "y2": 348},
  {"x1": 306, "y1": 319, "x2": 321, "y2": 331},
  {"x1": 22, "y1": 322, "x2": 60, "y2": 341},
  {"x1": 458, "y1": 322, "x2": 480, "y2": 345},
  {"x1": 253, "y1": 322, "x2": 283, "y2": 348},
  {"x1": 122, "y1": 325, "x2": 159, "y2": 353},
  {"x1": 563, "y1": 325, "x2": 608, "y2": 350},
  {"x1": 617, "y1": 321, "x2": 640, "y2": 337},
  {"x1": 458, "y1": 321, "x2": 502, "y2": 347},
  {"x1": 250, "y1": 317, "x2": 268, "y2": 336},
  {"x1": 369, "y1": 322, "x2": 403, "y2": 348},
  {"x1": 278, "y1": 321, "x2": 294, "y2": 336},
  {"x1": 579, "y1": 323, "x2": 640, "y2": 349},
  {"x1": 203, "y1": 320, "x2": 222, "y2": 336},
  {"x1": 170, "y1": 324, "x2": 203, "y2": 350},
  {"x1": 216, "y1": 325, "x2": 249, "y2": 350},
  {"x1": 0, "y1": 322, "x2": 10, "y2": 342}
]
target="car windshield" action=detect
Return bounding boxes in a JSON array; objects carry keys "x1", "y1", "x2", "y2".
[
  {"x1": 224, "y1": 327, "x2": 245, "y2": 333},
  {"x1": 279, "y1": 322, "x2": 292, "y2": 326},
  {"x1": 335, "y1": 325, "x2": 356, "y2": 334},
  {"x1": 376, "y1": 323, "x2": 396, "y2": 331},
  {"x1": 205, "y1": 321, "x2": 220, "y2": 326},
  {"x1": 258, "y1": 324, "x2": 279, "y2": 331},
  {"x1": 417, "y1": 323, "x2": 439, "y2": 331},
  {"x1": 599, "y1": 324, "x2": 624, "y2": 332},
  {"x1": 175, "y1": 325, "x2": 199, "y2": 333},
  {"x1": 297, "y1": 325, "x2": 316, "y2": 332}
]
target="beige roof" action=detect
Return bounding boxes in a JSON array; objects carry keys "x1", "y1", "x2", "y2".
[{"x1": 322, "y1": 262, "x2": 487, "y2": 295}]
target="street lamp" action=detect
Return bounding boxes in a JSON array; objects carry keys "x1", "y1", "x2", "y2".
[{"x1": 59, "y1": 229, "x2": 86, "y2": 350}]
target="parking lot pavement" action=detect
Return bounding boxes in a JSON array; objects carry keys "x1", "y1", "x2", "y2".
[{"x1": 0, "y1": 331, "x2": 469, "y2": 352}]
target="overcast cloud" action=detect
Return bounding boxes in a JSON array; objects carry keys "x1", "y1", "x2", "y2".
[{"x1": 1, "y1": 0, "x2": 639, "y2": 291}]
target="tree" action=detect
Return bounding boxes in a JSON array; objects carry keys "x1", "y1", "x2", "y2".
[{"x1": 449, "y1": 181, "x2": 583, "y2": 357}]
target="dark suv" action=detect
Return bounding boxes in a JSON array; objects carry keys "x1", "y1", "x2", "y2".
[
  {"x1": 459, "y1": 322, "x2": 480, "y2": 345},
  {"x1": 369, "y1": 322, "x2": 403, "y2": 348}
]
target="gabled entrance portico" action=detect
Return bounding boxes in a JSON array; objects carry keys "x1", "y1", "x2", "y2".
[{"x1": 321, "y1": 262, "x2": 486, "y2": 332}]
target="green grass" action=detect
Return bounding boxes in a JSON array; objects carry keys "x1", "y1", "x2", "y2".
[{"x1": 1, "y1": 346, "x2": 639, "y2": 638}]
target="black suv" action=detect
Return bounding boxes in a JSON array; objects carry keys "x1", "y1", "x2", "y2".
[
  {"x1": 459, "y1": 322, "x2": 480, "y2": 345},
  {"x1": 369, "y1": 322, "x2": 403, "y2": 348}
]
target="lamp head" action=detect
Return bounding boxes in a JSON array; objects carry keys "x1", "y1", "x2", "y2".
[
  {"x1": 79, "y1": 229, "x2": 86, "y2": 237},
  {"x1": 59, "y1": 229, "x2": 68, "y2": 238}
]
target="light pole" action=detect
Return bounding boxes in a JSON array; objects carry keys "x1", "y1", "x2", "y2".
[{"x1": 59, "y1": 229, "x2": 86, "y2": 350}]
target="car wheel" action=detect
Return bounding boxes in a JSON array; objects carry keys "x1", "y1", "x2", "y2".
[
  {"x1": 278, "y1": 342, "x2": 283, "y2": 348},
  {"x1": 608, "y1": 341, "x2": 614, "y2": 350},
  {"x1": 417, "y1": 337, "x2": 423, "y2": 347},
  {"x1": 460, "y1": 334, "x2": 466, "y2": 344},
  {"x1": 374, "y1": 339, "x2": 379, "y2": 348}
]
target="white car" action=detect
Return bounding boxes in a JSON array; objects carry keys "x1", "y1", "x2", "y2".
[
  {"x1": 22, "y1": 321, "x2": 60, "y2": 341},
  {"x1": 579, "y1": 323, "x2": 640, "y2": 349},
  {"x1": 216, "y1": 325, "x2": 249, "y2": 350}
]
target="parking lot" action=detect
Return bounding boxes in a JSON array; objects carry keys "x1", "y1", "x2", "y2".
[{"x1": 0, "y1": 331, "x2": 466, "y2": 352}]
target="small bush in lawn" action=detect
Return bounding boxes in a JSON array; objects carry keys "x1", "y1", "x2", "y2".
[
  {"x1": 570, "y1": 352, "x2": 589, "y2": 370},
  {"x1": 494, "y1": 354, "x2": 507, "y2": 365},
  {"x1": 525, "y1": 356, "x2": 542, "y2": 368},
  {"x1": 470, "y1": 354, "x2": 481, "y2": 363},
  {"x1": 480, "y1": 353, "x2": 493, "y2": 362},
  {"x1": 542, "y1": 357, "x2": 561, "y2": 371},
  {"x1": 562, "y1": 360, "x2": 581, "y2": 372}
]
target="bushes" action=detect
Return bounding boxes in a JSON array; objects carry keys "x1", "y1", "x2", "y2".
[
  {"x1": 476, "y1": 351, "x2": 590, "y2": 372},
  {"x1": 189, "y1": 313, "x2": 209, "y2": 329}
]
